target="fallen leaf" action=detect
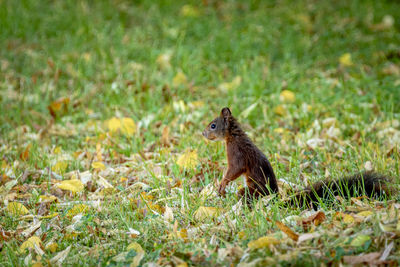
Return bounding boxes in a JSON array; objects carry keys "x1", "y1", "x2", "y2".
[
  {"x1": 20, "y1": 144, "x2": 32, "y2": 161},
  {"x1": 218, "y1": 76, "x2": 242, "y2": 92},
  {"x1": 177, "y1": 150, "x2": 198, "y2": 170},
  {"x1": 120, "y1": 117, "x2": 136, "y2": 135},
  {"x1": 48, "y1": 97, "x2": 70, "y2": 119},
  {"x1": 106, "y1": 117, "x2": 136, "y2": 135},
  {"x1": 248, "y1": 235, "x2": 280, "y2": 249},
  {"x1": 297, "y1": 232, "x2": 321, "y2": 244},
  {"x1": 52, "y1": 161, "x2": 68, "y2": 174},
  {"x1": 161, "y1": 126, "x2": 171, "y2": 146},
  {"x1": 156, "y1": 53, "x2": 171, "y2": 69},
  {"x1": 172, "y1": 71, "x2": 187, "y2": 87},
  {"x1": 357, "y1": 211, "x2": 373, "y2": 217},
  {"x1": 50, "y1": 245, "x2": 71, "y2": 265},
  {"x1": 39, "y1": 195, "x2": 58, "y2": 203},
  {"x1": 164, "y1": 205, "x2": 174, "y2": 222},
  {"x1": 298, "y1": 211, "x2": 326, "y2": 229},
  {"x1": 180, "y1": 4, "x2": 200, "y2": 17},
  {"x1": 57, "y1": 179, "x2": 84, "y2": 193},
  {"x1": 343, "y1": 252, "x2": 381, "y2": 265},
  {"x1": 107, "y1": 117, "x2": 121, "y2": 132},
  {"x1": 275, "y1": 221, "x2": 299, "y2": 241},
  {"x1": 194, "y1": 206, "x2": 220, "y2": 221},
  {"x1": 66, "y1": 204, "x2": 89, "y2": 217},
  {"x1": 127, "y1": 242, "x2": 145, "y2": 267},
  {"x1": 339, "y1": 53, "x2": 353, "y2": 67},
  {"x1": 274, "y1": 105, "x2": 286, "y2": 116},
  {"x1": 20, "y1": 235, "x2": 41, "y2": 251},
  {"x1": 92, "y1": 161, "x2": 106, "y2": 171},
  {"x1": 22, "y1": 221, "x2": 41, "y2": 238},
  {"x1": 45, "y1": 242, "x2": 58, "y2": 253},
  {"x1": 279, "y1": 90, "x2": 296, "y2": 103},
  {"x1": 335, "y1": 212, "x2": 355, "y2": 224},
  {"x1": 350, "y1": 235, "x2": 370, "y2": 247},
  {"x1": 238, "y1": 231, "x2": 246, "y2": 240},
  {"x1": 7, "y1": 202, "x2": 29, "y2": 216}
]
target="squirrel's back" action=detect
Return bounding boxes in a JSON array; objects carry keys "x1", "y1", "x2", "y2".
[{"x1": 290, "y1": 172, "x2": 393, "y2": 209}]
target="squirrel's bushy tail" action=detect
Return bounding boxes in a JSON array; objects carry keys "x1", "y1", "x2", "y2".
[{"x1": 288, "y1": 172, "x2": 394, "y2": 209}]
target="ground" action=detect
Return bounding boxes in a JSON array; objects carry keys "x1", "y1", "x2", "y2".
[{"x1": 1, "y1": 0, "x2": 400, "y2": 266}]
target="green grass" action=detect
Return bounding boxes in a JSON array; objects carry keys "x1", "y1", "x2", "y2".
[{"x1": 1, "y1": 0, "x2": 400, "y2": 266}]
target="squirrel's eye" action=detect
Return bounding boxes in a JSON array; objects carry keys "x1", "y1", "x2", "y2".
[{"x1": 210, "y1": 123, "x2": 216, "y2": 129}]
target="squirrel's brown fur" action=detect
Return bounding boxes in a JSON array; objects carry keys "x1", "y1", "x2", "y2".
[{"x1": 203, "y1": 107, "x2": 393, "y2": 207}]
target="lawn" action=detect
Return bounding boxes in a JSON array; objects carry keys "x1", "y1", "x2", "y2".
[{"x1": 1, "y1": 0, "x2": 400, "y2": 266}]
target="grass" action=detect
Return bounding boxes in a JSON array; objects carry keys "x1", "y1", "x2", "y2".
[{"x1": 1, "y1": 0, "x2": 400, "y2": 266}]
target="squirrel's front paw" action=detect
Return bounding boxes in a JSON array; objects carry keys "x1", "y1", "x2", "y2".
[{"x1": 218, "y1": 183, "x2": 226, "y2": 197}]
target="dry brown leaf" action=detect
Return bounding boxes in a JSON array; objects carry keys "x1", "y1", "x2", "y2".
[
  {"x1": 343, "y1": 252, "x2": 381, "y2": 265},
  {"x1": 20, "y1": 144, "x2": 32, "y2": 161},
  {"x1": 298, "y1": 211, "x2": 326, "y2": 230},
  {"x1": 48, "y1": 97, "x2": 70, "y2": 119},
  {"x1": 275, "y1": 221, "x2": 299, "y2": 241}
]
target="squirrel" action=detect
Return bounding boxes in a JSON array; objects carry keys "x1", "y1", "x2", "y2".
[{"x1": 202, "y1": 107, "x2": 393, "y2": 207}]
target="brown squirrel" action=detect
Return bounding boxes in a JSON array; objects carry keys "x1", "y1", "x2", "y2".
[{"x1": 202, "y1": 107, "x2": 393, "y2": 207}]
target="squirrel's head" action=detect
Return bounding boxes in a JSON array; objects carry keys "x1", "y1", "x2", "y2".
[{"x1": 202, "y1": 107, "x2": 232, "y2": 141}]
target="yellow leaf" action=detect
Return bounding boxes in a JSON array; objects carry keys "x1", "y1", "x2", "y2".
[
  {"x1": 57, "y1": 179, "x2": 84, "y2": 193},
  {"x1": 274, "y1": 105, "x2": 286, "y2": 116},
  {"x1": 120, "y1": 177, "x2": 128, "y2": 183},
  {"x1": 92, "y1": 161, "x2": 106, "y2": 170},
  {"x1": 107, "y1": 117, "x2": 121, "y2": 132},
  {"x1": 45, "y1": 242, "x2": 58, "y2": 253},
  {"x1": 194, "y1": 206, "x2": 220, "y2": 221},
  {"x1": 279, "y1": 90, "x2": 296, "y2": 103},
  {"x1": 1, "y1": 160, "x2": 10, "y2": 170},
  {"x1": 127, "y1": 242, "x2": 145, "y2": 267},
  {"x1": 156, "y1": 53, "x2": 171, "y2": 69},
  {"x1": 40, "y1": 213, "x2": 59, "y2": 219},
  {"x1": 178, "y1": 228, "x2": 188, "y2": 239},
  {"x1": 339, "y1": 53, "x2": 353, "y2": 67},
  {"x1": 96, "y1": 143, "x2": 102, "y2": 161},
  {"x1": 343, "y1": 214, "x2": 355, "y2": 224},
  {"x1": 218, "y1": 76, "x2": 242, "y2": 92},
  {"x1": 177, "y1": 150, "x2": 198, "y2": 170},
  {"x1": 172, "y1": 71, "x2": 187, "y2": 87},
  {"x1": 39, "y1": 195, "x2": 58, "y2": 203},
  {"x1": 54, "y1": 146, "x2": 62, "y2": 154},
  {"x1": 180, "y1": 5, "x2": 200, "y2": 17},
  {"x1": 357, "y1": 211, "x2": 373, "y2": 217},
  {"x1": 248, "y1": 236, "x2": 280, "y2": 249},
  {"x1": 7, "y1": 202, "x2": 29, "y2": 216},
  {"x1": 120, "y1": 117, "x2": 136, "y2": 135},
  {"x1": 274, "y1": 127, "x2": 286, "y2": 134},
  {"x1": 67, "y1": 204, "x2": 89, "y2": 217},
  {"x1": 106, "y1": 117, "x2": 136, "y2": 135},
  {"x1": 20, "y1": 236, "x2": 41, "y2": 251},
  {"x1": 238, "y1": 231, "x2": 246, "y2": 240},
  {"x1": 350, "y1": 235, "x2": 370, "y2": 247},
  {"x1": 52, "y1": 161, "x2": 68, "y2": 174}
]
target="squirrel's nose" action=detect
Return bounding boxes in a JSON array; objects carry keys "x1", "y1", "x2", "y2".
[{"x1": 202, "y1": 130, "x2": 206, "y2": 137}]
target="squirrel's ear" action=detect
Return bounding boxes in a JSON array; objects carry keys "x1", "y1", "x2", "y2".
[{"x1": 220, "y1": 107, "x2": 232, "y2": 118}]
